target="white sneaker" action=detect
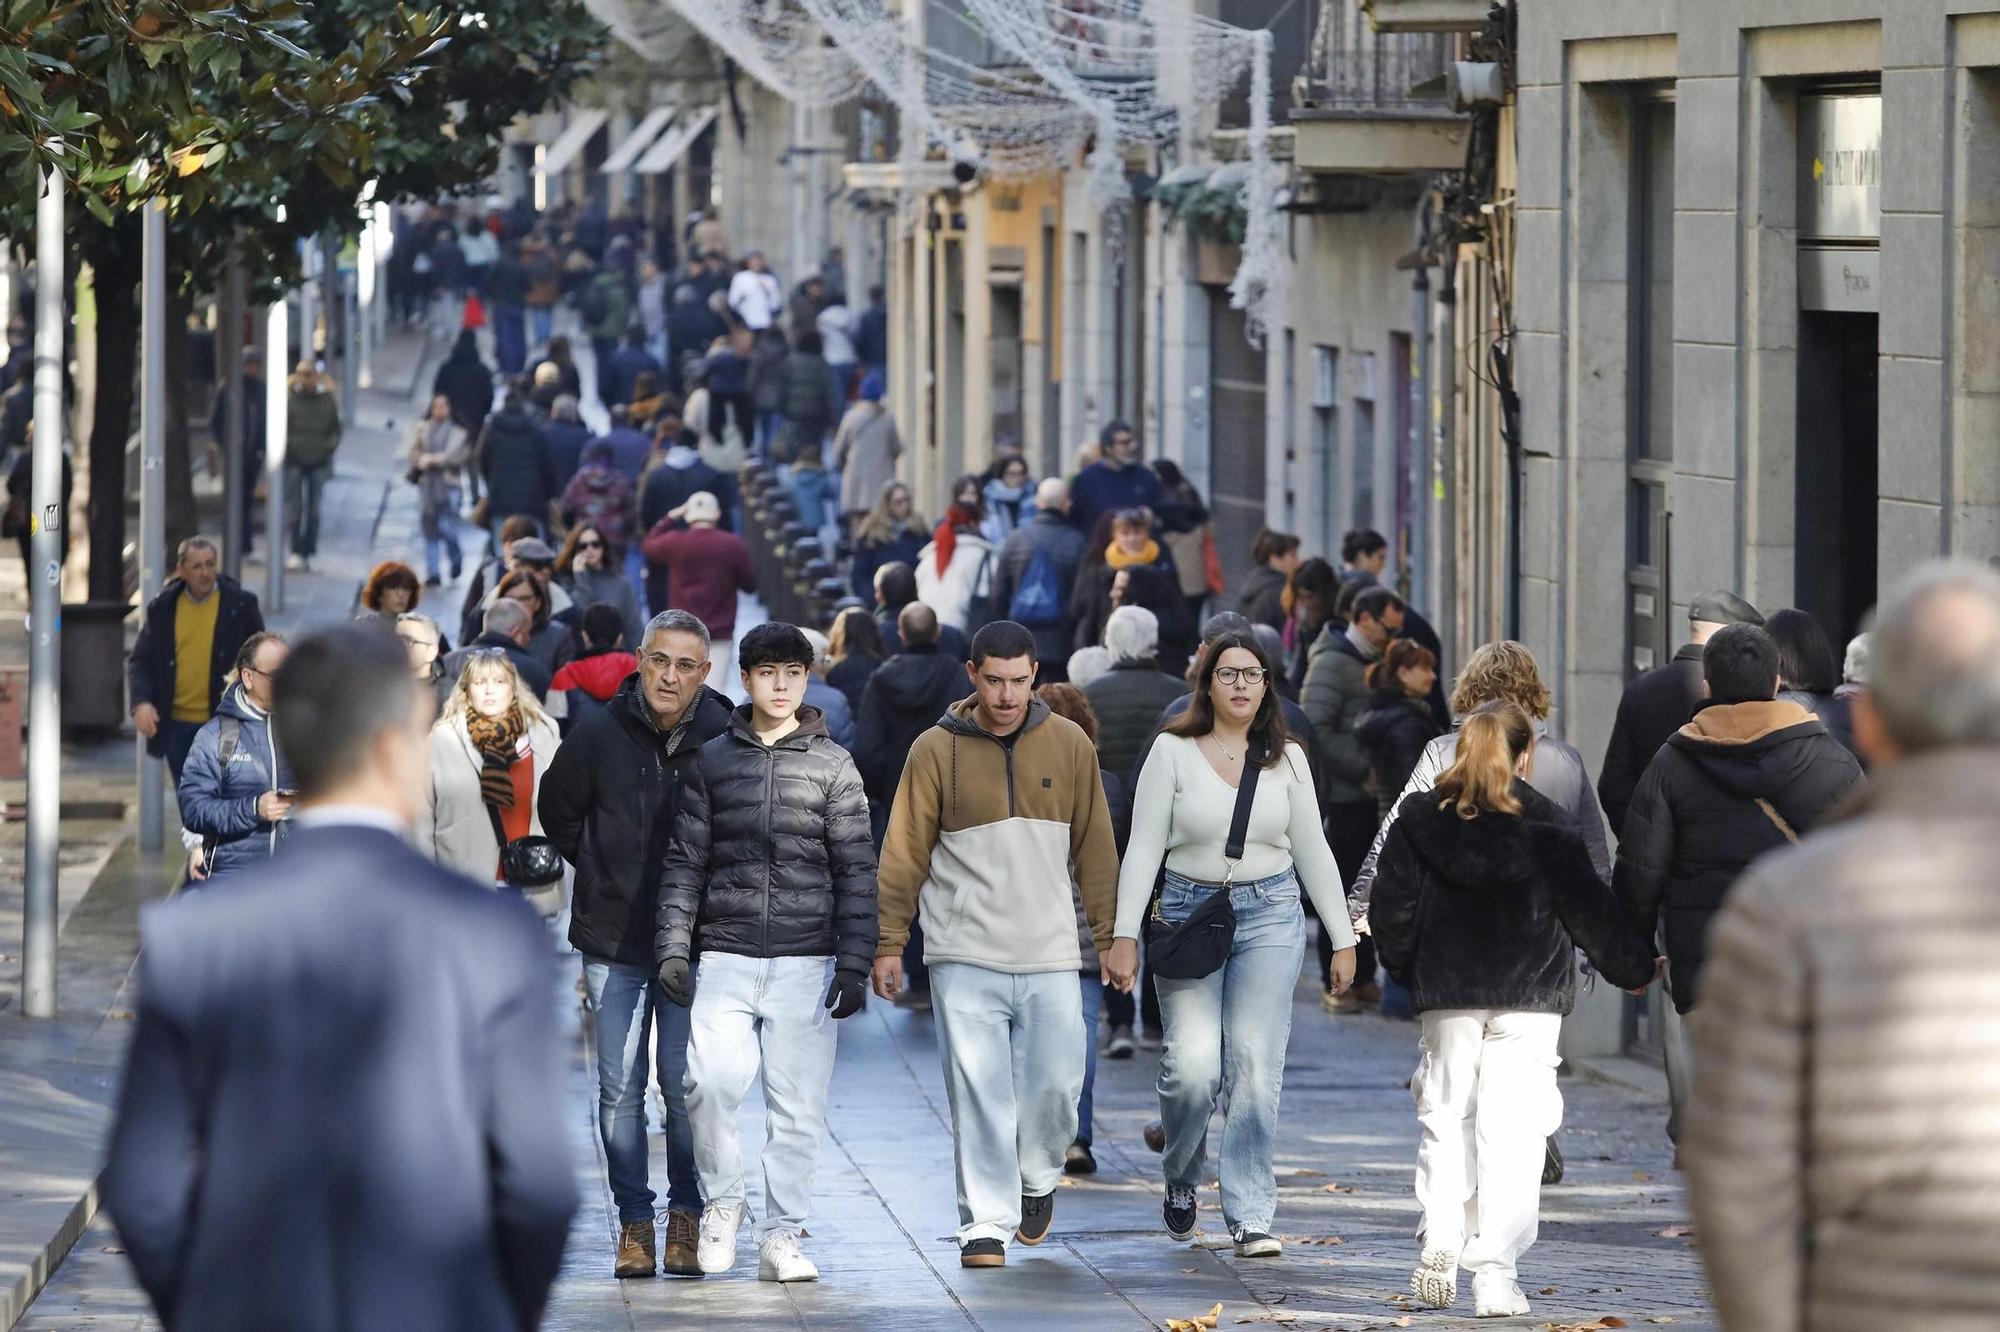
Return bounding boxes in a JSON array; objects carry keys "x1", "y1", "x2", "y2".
[
  {"x1": 757, "y1": 1230, "x2": 820, "y2": 1282},
  {"x1": 1410, "y1": 1248, "x2": 1459, "y2": 1308},
  {"x1": 1471, "y1": 1272, "x2": 1530, "y2": 1318},
  {"x1": 696, "y1": 1199, "x2": 746, "y2": 1274}
]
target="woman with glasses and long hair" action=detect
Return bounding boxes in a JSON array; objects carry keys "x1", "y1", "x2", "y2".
[
  {"x1": 418, "y1": 649, "x2": 563, "y2": 912},
  {"x1": 556, "y1": 522, "x2": 644, "y2": 653},
  {"x1": 1369, "y1": 701, "x2": 1654, "y2": 1319},
  {"x1": 849, "y1": 480, "x2": 927, "y2": 603},
  {"x1": 1105, "y1": 632, "x2": 1356, "y2": 1258}
]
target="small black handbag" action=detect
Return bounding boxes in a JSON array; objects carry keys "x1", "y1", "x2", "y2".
[
  {"x1": 484, "y1": 803, "x2": 565, "y2": 889},
  {"x1": 1144, "y1": 740, "x2": 1264, "y2": 980}
]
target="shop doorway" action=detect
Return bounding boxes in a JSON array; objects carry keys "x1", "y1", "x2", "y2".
[{"x1": 1794, "y1": 310, "x2": 1878, "y2": 641}]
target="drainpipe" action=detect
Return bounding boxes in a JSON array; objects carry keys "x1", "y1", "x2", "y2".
[
  {"x1": 1435, "y1": 250, "x2": 1458, "y2": 666},
  {"x1": 1408, "y1": 196, "x2": 1431, "y2": 614}
]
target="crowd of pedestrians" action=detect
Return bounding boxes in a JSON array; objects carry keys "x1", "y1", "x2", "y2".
[{"x1": 95, "y1": 200, "x2": 1981, "y2": 1332}]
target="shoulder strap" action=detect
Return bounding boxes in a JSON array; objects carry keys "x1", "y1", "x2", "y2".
[
  {"x1": 217, "y1": 715, "x2": 240, "y2": 768},
  {"x1": 1223, "y1": 740, "x2": 1265, "y2": 864},
  {"x1": 1754, "y1": 797, "x2": 1800, "y2": 844}
]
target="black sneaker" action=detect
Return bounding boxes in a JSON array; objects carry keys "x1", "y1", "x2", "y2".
[
  {"x1": 1064, "y1": 1141, "x2": 1098, "y2": 1176},
  {"x1": 1164, "y1": 1185, "x2": 1197, "y2": 1242},
  {"x1": 1233, "y1": 1231, "x2": 1282, "y2": 1258},
  {"x1": 1016, "y1": 1191, "x2": 1054, "y2": 1245},
  {"x1": 960, "y1": 1238, "x2": 1006, "y2": 1268}
]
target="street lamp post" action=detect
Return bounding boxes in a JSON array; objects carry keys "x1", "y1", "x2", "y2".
[
  {"x1": 265, "y1": 298, "x2": 287, "y2": 613},
  {"x1": 135, "y1": 199, "x2": 167, "y2": 855},
  {"x1": 23, "y1": 168, "x2": 64, "y2": 1019}
]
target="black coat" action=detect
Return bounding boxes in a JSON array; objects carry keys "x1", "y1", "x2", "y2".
[
  {"x1": 1598, "y1": 641, "x2": 1705, "y2": 839},
  {"x1": 1083, "y1": 662, "x2": 1193, "y2": 795},
  {"x1": 478, "y1": 407, "x2": 557, "y2": 524},
  {"x1": 1356, "y1": 688, "x2": 1446, "y2": 821},
  {"x1": 540, "y1": 677, "x2": 733, "y2": 968},
  {"x1": 1372, "y1": 783, "x2": 1656, "y2": 1015},
  {"x1": 990, "y1": 512, "x2": 1088, "y2": 667},
  {"x1": 1611, "y1": 700, "x2": 1864, "y2": 1011},
  {"x1": 1235, "y1": 563, "x2": 1289, "y2": 632},
  {"x1": 433, "y1": 352, "x2": 494, "y2": 435},
  {"x1": 853, "y1": 646, "x2": 972, "y2": 801},
  {"x1": 656, "y1": 706, "x2": 878, "y2": 976},
  {"x1": 825, "y1": 652, "x2": 879, "y2": 717},
  {"x1": 126, "y1": 576, "x2": 266, "y2": 756},
  {"x1": 102, "y1": 824, "x2": 575, "y2": 1332}
]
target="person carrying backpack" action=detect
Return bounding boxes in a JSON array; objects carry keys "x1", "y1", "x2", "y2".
[{"x1": 991, "y1": 478, "x2": 1087, "y2": 681}]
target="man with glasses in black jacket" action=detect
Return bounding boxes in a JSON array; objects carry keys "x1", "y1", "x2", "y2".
[{"x1": 539, "y1": 609, "x2": 734, "y2": 1282}]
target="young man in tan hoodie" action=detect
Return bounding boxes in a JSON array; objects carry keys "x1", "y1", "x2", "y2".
[{"x1": 873, "y1": 619, "x2": 1125, "y2": 1268}]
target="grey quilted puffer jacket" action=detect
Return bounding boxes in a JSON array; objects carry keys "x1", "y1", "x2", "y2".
[
  {"x1": 1684, "y1": 746, "x2": 2000, "y2": 1332},
  {"x1": 655, "y1": 705, "x2": 879, "y2": 977}
]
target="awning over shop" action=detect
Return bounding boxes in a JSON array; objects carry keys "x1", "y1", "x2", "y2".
[
  {"x1": 600, "y1": 105, "x2": 678, "y2": 174},
  {"x1": 537, "y1": 108, "x2": 609, "y2": 177},
  {"x1": 634, "y1": 105, "x2": 718, "y2": 175}
]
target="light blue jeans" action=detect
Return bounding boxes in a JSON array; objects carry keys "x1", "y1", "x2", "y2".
[
  {"x1": 1078, "y1": 974, "x2": 1103, "y2": 1147},
  {"x1": 684, "y1": 952, "x2": 839, "y2": 1241},
  {"x1": 582, "y1": 958, "x2": 700, "y2": 1223},
  {"x1": 1155, "y1": 868, "x2": 1306, "y2": 1238},
  {"x1": 930, "y1": 962, "x2": 1084, "y2": 1246}
]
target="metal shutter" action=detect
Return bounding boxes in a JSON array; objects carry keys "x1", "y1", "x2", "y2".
[{"x1": 1207, "y1": 288, "x2": 1267, "y2": 579}]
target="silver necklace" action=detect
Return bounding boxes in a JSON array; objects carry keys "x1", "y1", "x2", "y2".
[{"x1": 1205, "y1": 733, "x2": 1243, "y2": 762}]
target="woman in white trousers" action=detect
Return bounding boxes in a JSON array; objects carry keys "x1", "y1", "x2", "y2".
[{"x1": 1369, "y1": 701, "x2": 1657, "y2": 1319}]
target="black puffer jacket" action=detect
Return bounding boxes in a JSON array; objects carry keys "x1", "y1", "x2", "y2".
[
  {"x1": 1611, "y1": 699, "x2": 1864, "y2": 1011},
  {"x1": 656, "y1": 706, "x2": 878, "y2": 977},
  {"x1": 853, "y1": 647, "x2": 972, "y2": 801},
  {"x1": 1356, "y1": 688, "x2": 1446, "y2": 821},
  {"x1": 539, "y1": 676, "x2": 733, "y2": 967},
  {"x1": 1083, "y1": 662, "x2": 1191, "y2": 793},
  {"x1": 1372, "y1": 782, "x2": 1655, "y2": 1015},
  {"x1": 478, "y1": 405, "x2": 558, "y2": 525}
]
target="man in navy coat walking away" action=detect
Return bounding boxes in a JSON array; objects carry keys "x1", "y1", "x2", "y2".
[{"x1": 102, "y1": 623, "x2": 578, "y2": 1331}]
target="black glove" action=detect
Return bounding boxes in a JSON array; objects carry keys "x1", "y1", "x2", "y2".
[
  {"x1": 824, "y1": 970, "x2": 867, "y2": 1020},
  {"x1": 657, "y1": 957, "x2": 693, "y2": 1007}
]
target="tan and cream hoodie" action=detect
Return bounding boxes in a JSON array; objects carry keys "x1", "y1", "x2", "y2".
[{"x1": 878, "y1": 696, "x2": 1119, "y2": 973}]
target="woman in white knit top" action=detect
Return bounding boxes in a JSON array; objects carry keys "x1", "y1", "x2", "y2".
[{"x1": 1106, "y1": 632, "x2": 1357, "y2": 1258}]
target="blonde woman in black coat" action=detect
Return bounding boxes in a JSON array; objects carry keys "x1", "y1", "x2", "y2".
[{"x1": 1371, "y1": 702, "x2": 1657, "y2": 1320}]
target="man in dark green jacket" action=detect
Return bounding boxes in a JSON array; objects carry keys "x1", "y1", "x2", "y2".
[{"x1": 283, "y1": 360, "x2": 342, "y2": 570}]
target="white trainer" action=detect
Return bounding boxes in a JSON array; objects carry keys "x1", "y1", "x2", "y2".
[
  {"x1": 1471, "y1": 1272, "x2": 1530, "y2": 1318},
  {"x1": 1411, "y1": 1248, "x2": 1459, "y2": 1309},
  {"x1": 696, "y1": 1199, "x2": 747, "y2": 1274},
  {"x1": 758, "y1": 1230, "x2": 820, "y2": 1283}
]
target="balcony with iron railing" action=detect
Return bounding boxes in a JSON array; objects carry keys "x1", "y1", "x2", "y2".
[{"x1": 1290, "y1": 0, "x2": 1467, "y2": 173}]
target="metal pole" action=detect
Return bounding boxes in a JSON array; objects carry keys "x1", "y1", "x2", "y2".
[
  {"x1": 265, "y1": 298, "x2": 287, "y2": 612},
  {"x1": 221, "y1": 253, "x2": 246, "y2": 580},
  {"x1": 296, "y1": 241, "x2": 316, "y2": 372},
  {"x1": 23, "y1": 169, "x2": 64, "y2": 1018},
  {"x1": 357, "y1": 210, "x2": 375, "y2": 390},
  {"x1": 136, "y1": 199, "x2": 167, "y2": 854},
  {"x1": 341, "y1": 263, "x2": 358, "y2": 423},
  {"x1": 1409, "y1": 263, "x2": 1430, "y2": 616},
  {"x1": 1435, "y1": 256, "x2": 1458, "y2": 665}
]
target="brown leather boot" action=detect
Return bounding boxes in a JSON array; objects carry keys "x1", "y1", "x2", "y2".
[
  {"x1": 660, "y1": 1209, "x2": 704, "y2": 1278},
  {"x1": 614, "y1": 1218, "x2": 656, "y2": 1278}
]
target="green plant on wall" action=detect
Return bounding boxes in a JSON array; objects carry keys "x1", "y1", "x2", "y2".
[{"x1": 1153, "y1": 175, "x2": 1247, "y2": 246}]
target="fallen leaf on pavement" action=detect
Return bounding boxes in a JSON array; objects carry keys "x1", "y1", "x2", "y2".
[
  {"x1": 1182, "y1": 1266, "x2": 1199, "y2": 1273},
  {"x1": 1632, "y1": 1171, "x2": 1651, "y2": 1182},
  {"x1": 1538, "y1": 1319, "x2": 1629, "y2": 1331},
  {"x1": 102, "y1": 1245, "x2": 125, "y2": 1254},
  {"x1": 1320, "y1": 1182, "x2": 1357, "y2": 1193},
  {"x1": 1232, "y1": 1314, "x2": 1300, "y2": 1325},
  {"x1": 1164, "y1": 1302, "x2": 1225, "y2": 1331},
  {"x1": 1655, "y1": 1226, "x2": 1693, "y2": 1239},
  {"x1": 1646, "y1": 1319, "x2": 1677, "y2": 1325},
  {"x1": 1539, "y1": 1287, "x2": 1560, "y2": 1295}
]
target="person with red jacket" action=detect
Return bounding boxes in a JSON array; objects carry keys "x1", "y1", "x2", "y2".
[
  {"x1": 642, "y1": 490, "x2": 757, "y2": 685},
  {"x1": 550, "y1": 604, "x2": 641, "y2": 735}
]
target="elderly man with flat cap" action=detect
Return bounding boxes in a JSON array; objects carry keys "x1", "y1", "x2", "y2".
[{"x1": 1597, "y1": 589, "x2": 1764, "y2": 840}]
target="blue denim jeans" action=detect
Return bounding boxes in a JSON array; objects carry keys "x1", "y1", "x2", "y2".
[
  {"x1": 285, "y1": 461, "x2": 331, "y2": 558},
  {"x1": 1155, "y1": 868, "x2": 1306, "y2": 1237},
  {"x1": 582, "y1": 958, "x2": 700, "y2": 1223},
  {"x1": 1077, "y1": 974, "x2": 1103, "y2": 1147},
  {"x1": 930, "y1": 962, "x2": 1083, "y2": 1246}
]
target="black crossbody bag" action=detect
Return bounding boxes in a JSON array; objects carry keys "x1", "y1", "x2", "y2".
[{"x1": 1144, "y1": 740, "x2": 1264, "y2": 980}]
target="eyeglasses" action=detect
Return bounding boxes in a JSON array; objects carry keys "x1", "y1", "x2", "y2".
[
  {"x1": 576, "y1": 539, "x2": 604, "y2": 551},
  {"x1": 467, "y1": 646, "x2": 509, "y2": 659},
  {"x1": 1214, "y1": 666, "x2": 1267, "y2": 686},
  {"x1": 396, "y1": 632, "x2": 437, "y2": 650},
  {"x1": 642, "y1": 652, "x2": 708, "y2": 676}
]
